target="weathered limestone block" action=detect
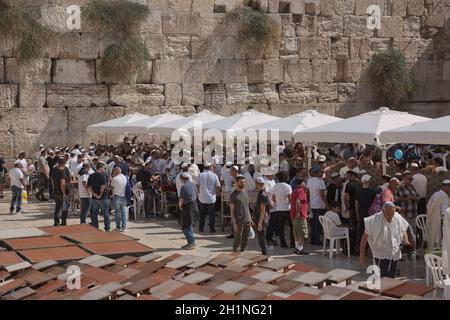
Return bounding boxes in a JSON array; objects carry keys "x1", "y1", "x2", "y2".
[
  {"x1": 58, "y1": 33, "x2": 82, "y2": 59},
  {"x1": 192, "y1": 0, "x2": 214, "y2": 12},
  {"x1": 423, "y1": 13, "x2": 446, "y2": 28},
  {"x1": 279, "y1": 83, "x2": 318, "y2": 104},
  {"x1": 168, "y1": 0, "x2": 192, "y2": 11},
  {"x1": 39, "y1": 5, "x2": 66, "y2": 32},
  {"x1": 268, "y1": 0, "x2": 280, "y2": 13},
  {"x1": 53, "y1": 59, "x2": 96, "y2": 85},
  {"x1": 184, "y1": 59, "x2": 211, "y2": 83},
  {"x1": 442, "y1": 61, "x2": 450, "y2": 81},
  {"x1": 319, "y1": 16, "x2": 344, "y2": 38},
  {"x1": 344, "y1": 16, "x2": 373, "y2": 37},
  {"x1": 110, "y1": 84, "x2": 165, "y2": 107},
  {"x1": 182, "y1": 83, "x2": 204, "y2": 105},
  {"x1": 320, "y1": 0, "x2": 335, "y2": 16},
  {"x1": 4, "y1": 58, "x2": 51, "y2": 85},
  {"x1": 291, "y1": 0, "x2": 305, "y2": 14},
  {"x1": 46, "y1": 84, "x2": 109, "y2": 107},
  {"x1": 355, "y1": 0, "x2": 384, "y2": 15},
  {"x1": 393, "y1": 39, "x2": 419, "y2": 59},
  {"x1": 296, "y1": 15, "x2": 318, "y2": 37},
  {"x1": 349, "y1": 38, "x2": 371, "y2": 59},
  {"x1": 331, "y1": 37, "x2": 349, "y2": 59},
  {"x1": 247, "y1": 60, "x2": 282, "y2": 84},
  {"x1": 280, "y1": 37, "x2": 298, "y2": 55},
  {"x1": 407, "y1": 0, "x2": 425, "y2": 16},
  {"x1": 125, "y1": 106, "x2": 161, "y2": 116},
  {"x1": 162, "y1": 13, "x2": 201, "y2": 35},
  {"x1": 412, "y1": 81, "x2": 444, "y2": 101},
  {"x1": 335, "y1": 0, "x2": 356, "y2": 15},
  {"x1": 311, "y1": 59, "x2": 333, "y2": 82},
  {"x1": 404, "y1": 16, "x2": 421, "y2": 37},
  {"x1": 136, "y1": 61, "x2": 154, "y2": 84},
  {"x1": 392, "y1": 0, "x2": 407, "y2": 17},
  {"x1": 219, "y1": 60, "x2": 248, "y2": 83},
  {"x1": 317, "y1": 84, "x2": 338, "y2": 103},
  {"x1": 226, "y1": 83, "x2": 249, "y2": 105},
  {"x1": 337, "y1": 83, "x2": 357, "y2": 102},
  {"x1": 152, "y1": 59, "x2": 186, "y2": 84},
  {"x1": 214, "y1": 0, "x2": 243, "y2": 12},
  {"x1": 165, "y1": 84, "x2": 183, "y2": 106},
  {"x1": 299, "y1": 37, "x2": 331, "y2": 59},
  {"x1": 0, "y1": 35, "x2": 16, "y2": 58},
  {"x1": 80, "y1": 33, "x2": 101, "y2": 59},
  {"x1": 19, "y1": 85, "x2": 46, "y2": 108},
  {"x1": 0, "y1": 85, "x2": 18, "y2": 109},
  {"x1": 204, "y1": 84, "x2": 227, "y2": 106},
  {"x1": 281, "y1": 15, "x2": 296, "y2": 37},
  {"x1": 160, "y1": 105, "x2": 196, "y2": 116},
  {"x1": 347, "y1": 60, "x2": 362, "y2": 82},
  {"x1": 283, "y1": 59, "x2": 311, "y2": 83},
  {"x1": 199, "y1": 13, "x2": 225, "y2": 36},
  {"x1": 167, "y1": 36, "x2": 191, "y2": 58},
  {"x1": 140, "y1": 12, "x2": 163, "y2": 34},
  {"x1": 248, "y1": 84, "x2": 279, "y2": 105},
  {"x1": 148, "y1": 0, "x2": 168, "y2": 11},
  {"x1": 305, "y1": 0, "x2": 320, "y2": 15},
  {"x1": 377, "y1": 16, "x2": 404, "y2": 38},
  {"x1": 0, "y1": 57, "x2": 3, "y2": 83},
  {"x1": 143, "y1": 34, "x2": 167, "y2": 59}
]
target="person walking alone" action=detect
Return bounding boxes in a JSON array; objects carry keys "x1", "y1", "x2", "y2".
[
  {"x1": 230, "y1": 176, "x2": 252, "y2": 253},
  {"x1": 179, "y1": 172, "x2": 199, "y2": 250}
]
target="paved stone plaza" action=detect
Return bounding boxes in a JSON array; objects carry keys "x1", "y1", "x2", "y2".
[{"x1": 0, "y1": 190, "x2": 430, "y2": 288}]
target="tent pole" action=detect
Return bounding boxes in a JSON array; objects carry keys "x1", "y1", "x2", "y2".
[{"x1": 382, "y1": 145, "x2": 387, "y2": 176}]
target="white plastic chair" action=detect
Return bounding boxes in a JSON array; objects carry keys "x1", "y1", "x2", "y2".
[
  {"x1": 319, "y1": 215, "x2": 351, "y2": 258},
  {"x1": 132, "y1": 188, "x2": 145, "y2": 221},
  {"x1": 416, "y1": 214, "x2": 427, "y2": 248},
  {"x1": 424, "y1": 254, "x2": 447, "y2": 298}
]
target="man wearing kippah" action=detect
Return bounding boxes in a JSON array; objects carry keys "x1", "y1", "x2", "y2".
[
  {"x1": 359, "y1": 202, "x2": 410, "y2": 278},
  {"x1": 179, "y1": 172, "x2": 198, "y2": 250}
]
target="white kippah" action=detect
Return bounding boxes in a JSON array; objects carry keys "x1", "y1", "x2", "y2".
[{"x1": 181, "y1": 172, "x2": 190, "y2": 179}]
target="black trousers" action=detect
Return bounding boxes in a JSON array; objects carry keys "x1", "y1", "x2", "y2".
[
  {"x1": 199, "y1": 202, "x2": 215, "y2": 232},
  {"x1": 54, "y1": 194, "x2": 68, "y2": 226},
  {"x1": 375, "y1": 258, "x2": 398, "y2": 278},
  {"x1": 266, "y1": 212, "x2": 278, "y2": 241},
  {"x1": 276, "y1": 211, "x2": 294, "y2": 247},
  {"x1": 252, "y1": 224, "x2": 268, "y2": 255}
]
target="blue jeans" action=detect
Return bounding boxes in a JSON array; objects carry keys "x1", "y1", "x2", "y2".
[
  {"x1": 80, "y1": 197, "x2": 92, "y2": 224},
  {"x1": 91, "y1": 198, "x2": 111, "y2": 231},
  {"x1": 183, "y1": 225, "x2": 195, "y2": 245},
  {"x1": 113, "y1": 195, "x2": 127, "y2": 230},
  {"x1": 10, "y1": 185, "x2": 23, "y2": 212}
]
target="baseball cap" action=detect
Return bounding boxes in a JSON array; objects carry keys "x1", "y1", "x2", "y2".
[
  {"x1": 361, "y1": 174, "x2": 371, "y2": 183},
  {"x1": 256, "y1": 177, "x2": 265, "y2": 184}
]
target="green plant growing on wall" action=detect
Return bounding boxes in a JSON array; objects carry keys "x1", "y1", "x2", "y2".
[
  {"x1": 84, "y1": 0, "x2": 150, "y2": 84},
  {"x1": 0, "y1": 0, "x2": 56, "y2": 62},
  {"x1": 368, "y1": 48, "x2": 414, "y2": 107},
  {"x1": 226, "y1": 4, "x2": 279, "y2": 50}
]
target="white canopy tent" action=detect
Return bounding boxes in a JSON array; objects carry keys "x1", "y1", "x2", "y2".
[
  {"x1": 145, "y1": 110, "x2": 224, "y2": 136},
  {"x1": 86, "y1": 113, "x2": 151, "y2": 134},
  {"x1": 297, "y1": 107, "x2": 430, "y2": 174},
  {"x1": 119, "y1": 112, "x2": 185, "y2": 134},
  {"x1": 379, "y1": 115, "x2": 450, "y2": 145}
]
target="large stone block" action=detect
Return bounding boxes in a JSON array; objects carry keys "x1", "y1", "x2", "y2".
[
  {"x1": 136, "y1": 61, "x2": 154, "y2": 84},
  {"x1": 19, "y1": 85, "x2": 46, "y2": 108},
  {"x1": 247, "y1": 60, "x2": 282, "y2": 84},
  {"x1": 110, "y1": 84, "x2": 165, "y2": 107},
  {"x1": 226, "y1": 83, "x2": 249, "y2": 105},
  {"x1": 298, "y1": 37, "x2": 331, "y2": 59},
  {"x1": 296, "y1": 15, "x2": 318, "y2": 37},
  {"x1": 320, "y1": 0, "x2": 335, "y2": 16},
  {"x1": 317, "y1": 84, "x2": 338, "y2": 103},
  {"x1": 349, "y1": 38, "x2": 371, "y2": 59},
  {"x1": 4, "y1": 58, "x2": 51, "y2": 85},
  {"x1": 281, "y1": 14, "x2": 296, "y2": 37},
  {"x1": 311, "y1": 59, "x2": 333, "y2": 82},
  {"x1": 143, "y1": 34, "x2": 167, "y2": 59},
  {"x1": 168, "y1": 0, "x2": 193, "y2": 11},
  {"x1": 248, "y1": 84, "x2": 279, "y2": 105},
  {"x1": 58, "y1": 33, "x2": 82, "y2": 59},
  {"x1": 152, "y1": 59, "x2": 186, "y2": 84},
  {"x1": 80, "y1": 33, "x2": 101, "y2": 59},
  {"x1": 139, "y1": 12, "x2": 163, "y2": 34},
  {"x1": 148, "y1": 0, "x2": 168, "y2": 11},
  {"x1": 214, "y1": 0, "x2": 243, "y2": 12},
  {"x1": 406, "y1": 0, "x2": 425, "y2": 16},
  {"x1": 0, "y1": 85, "x2": 18, "y2": 109},
  {"x1": 291, "y1": 0, "x2": 305, "y2": 14},
  {"x1": 377, "y1": 16, "x2": 404, "y2": 38},
  {"x1": 39, "y1": 5, "x2": 66, "y2": 32},
  {"x1": 404, "y1": 16, "x2": 421, "y2": 37},
  {"x1": 280, "y1": 37, "x2": 298, "y2": 55},
  {"x1": 393, "y1": 38, "x2": 419, "y2": 59},
  {"x1": 0, "y1": 57, "x2": 3, "y2": 83},
  {"x1": 278, "y1": 83, "x2": 318, "y2": 104},
  {"x1": 182, "y1": 83, "x2": 204, "y2": 105},
  {"x1": 53, "y1": 59, "x2": 96, "y2": 85},
  {"x1": 192, "y1": 0, "x2": 214, "y2": 12},
  {"x1": 344, "y1": 16, "x2": 373, "y2": 37},
  {"x1": 283, "y1": 59, "x2": 312, "y2": 83},
  {"x1": 160, "y1": 105, "x2": 196, "y2": 116},
  {"x1": 334, "y1": 0, "x2": 356, "y2": 15},
  {"x1": 165, "y1": 84, "x2": 183, "y2": 106},
  {"x1": 337, "y1": 83, "x2": 357, "y2": 103},
  {"x1": 167, "y1": 36, "x2": 191, "y2": 58},
  {"x1": 355, "y1": 0, "x2": 384, "y2": 15},
  {"x1": 305, "y1": 0, "x2": 320, "y2": 15},
  {"x1": 46, "y1": 84, "x2": 109, "y2": 107},
  {"x1": 392, "y1": 0, "x2": 407, "y2": 17},
  {"x1": 204, "y1": 84, "x2": 227, "y2": 106},
  {"x1": 319, "y1": 16, "x2": 344, "y2": 38},
  {"x1": 162, "y1": 13, "x2": 201, "y2": 35}
]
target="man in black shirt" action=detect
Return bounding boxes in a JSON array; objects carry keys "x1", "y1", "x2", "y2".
[
  {"x1": 88, "y1": 162, "x2": 111, "y2": 231},
  {"x1": 252, "y1": 177, "x2": 269, "y2": 255},
  {"x1": 355, "y1": 174, "x2": 376, "y2": 252},
  {"x1": 344, "y1": 170, "x2": 362, "y2": 254},
  {"x1": 47, "y1": 150, "x2": 57, "y2": 199},
  {"x1": 51, "y1": 158, "x2": 70, "y2": 226},
  {"x1": 326, "y1": 172, "x2": 342, "y2": 208}
]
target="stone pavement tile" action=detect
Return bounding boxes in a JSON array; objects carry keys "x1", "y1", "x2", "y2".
[
  {"x1": 0, "y1": 279, "x2": 27, "y2": 296},
  {"x1": 238, "y1": 289, "x2": 268, "y2": 300},
  {"x1": 287, "y1": 292, "x2": 320, "y2": 300},
  {"x1": 3, "y1": 287, "x2": 36, "y2": 300},
  {"x1": 0, "y1": 228, "x2": 48, "y2": 240},
  {"x1": 80, "y1": 241, "x2": 154, "y2": 257},
  {"x1": 19, "y1": 246, "x2": 90, "y2": 263},
  {"x1": 212, "y1": 292, "x2": 241, "y2": 300},
  {"x1": 0, "y1": 251, "x2": 24, "y2": 267},
  {"x1": 64, "y1": 232, "x2": 137, "y2": 244},
  {"x1": 3, "y1": 235, "x2": 73, "y2": 250},
  {"x1": 39, "y1": 224, "x2": 99, "y2": 236},
  {"x1": 215, "y1": 281, "x2": 249, "y2": 294}
]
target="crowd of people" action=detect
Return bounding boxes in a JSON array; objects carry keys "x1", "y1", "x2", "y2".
[{"x1": 1, "y1": 139, "x2": 449, "y2": 278}]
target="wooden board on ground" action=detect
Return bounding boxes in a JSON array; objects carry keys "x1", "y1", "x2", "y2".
[
  {"x1": 138, "y1": 253, "x2": 161, "y2": 263},
  {"x1": 238, "y1": 289, "x2": 268, "y2": 300},
  {"x1": 0, "y1": 252, "x2": 24, "y2": 267},
  {"x1": 18, "y1": 269, "x2": 57, "y2": 287},
  {"x1": 382, "y1": 282, "x2": 435, "y2": 299},
  {"x1": 180, "y1": 271, "x2": 214, "y2": 285},
  {"x1": 79, "y1": 241, "x2": 154, "y2": 257},
  {"x1": 340, "y1": 291, "x2": 379, "y2": 300},
  {"x1": 0, "y1": 279, "x2": 27, "y2": 296},
  {"x1": 0, "y1": 228, "x2": 48, "y2": 240},
  {"x1": 38, "y1": 225, "x2": 98, "y2": 236},
  {"x1": 2, "y1": 235, "x2": 73, "y2": 251},
  {"x1": 251, "y1": 270, "x2": 284, "y2": 283},
  {"x1": 63, "y1": 232, "x2": 137, "y2": 244},
  {"x1": 215, "y1": 280, "x2": 249, "y2": 294},
  {"x1": 19, "y1": 246, "x2": 91, "y2": 263},
  {"x1": 4, "y1": 261, "x2": 32, "y2": 273},
  {"x1": 3, "y1": 287, "x2": 36, "y2": 300},
  {"x1": 32, "y1": 260, "x2": 58, "y2": 271},
  {"x1": 166, "y1": 255, "x2": 196, "y2": 269}
]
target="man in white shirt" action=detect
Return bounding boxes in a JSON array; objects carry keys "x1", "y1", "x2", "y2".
[
  {"x1": 78, "y1": 161, "x2": 93, "y2": 224},
  {"x1": 306, "y1": 166, "x2": 328, "y2": 245},
  {"x1": 198, "y1": 162, "x2": 221, "y2": 233},
  {"x1": 359, "y1": 202, "x2": 410, "y2": 278},
  {"x1": 111, "y1": 166, "x2": 128, "y2": 232},
  {"x1": 272, "y1": 171, "x2": 294, "y2": 248},
  {"x1": 279, "y1": 152, "x2": 290, "y2": 174},
  {"x1": 9, "y1": 160, "x2": 26, "y2": 214},
  {"x1": 324, "y1": 202, "x2": 348, "y2": 238},
  {"x1": 339, "y1": 157, "x2": 360, "y2": 178},
  {"x1": 221, "y1": 162, "x2": 234, "y2": 193},
  {"x1": 409, "y1": 163, "x2": 427, "y2": 215},
  {"x1": 69, "y1": 154, "x2": 83, "y2": 178},
  {"x1": 426, "y1": 180, "x2": 450, "y2": 248}
]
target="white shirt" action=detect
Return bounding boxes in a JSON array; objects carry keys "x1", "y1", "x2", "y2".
[
  {"x1": 272, "y1": 182, "x2": 292, "y2": 211},
  {"x1": 18, "y1": 158, "x2": 27, "y2": 171},
  {"x1": 306, "y1": 177, "x2": 327, "y2": 209},
  {"x1": 243, "y1": 172, "x2": 256, "y2": 191},
  {"x1": 364, "y1": 212, "x2": 409, "y2": 261},
  {"x1": 222, "y1": 169, "x2": 233, "y2": 193},
  {"x1": 198, "y1": 170, "x2": 220, "y2": 204},
  {"x1": 9, "y1": 167, "x2": 24, "y2": 189},
  {"x1": 428, "y1": 190, "x2": 449, "y2": 216},
  {"x1": 189, "y1": 164, "x2": 200, "y2": 184},
  {"x1": 280, "y1": 159, "x2": 289, "y2": 173},
  {"x1": 69, "y1": 160, "x2": 82, "y2": 177},
  {"x1": 339, "y1": 166, "x2": 360, "y2": 178},
  {"x1": 78, "y1": 169, "x2": 94, "y2": 198},
  {"x1": 111, "y1": 173, "x2": 128, "y2": 197},
  {"x1": 412, "y1": 173, "x2": 427, "y2": 199},
  {"x1": 324, "y1": 210, "x2": 347, "y2": 237}
]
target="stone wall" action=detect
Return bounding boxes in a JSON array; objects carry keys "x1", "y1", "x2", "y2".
[{"x1": 2, "y1": 0, "x2": 450, "y2": 156}]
